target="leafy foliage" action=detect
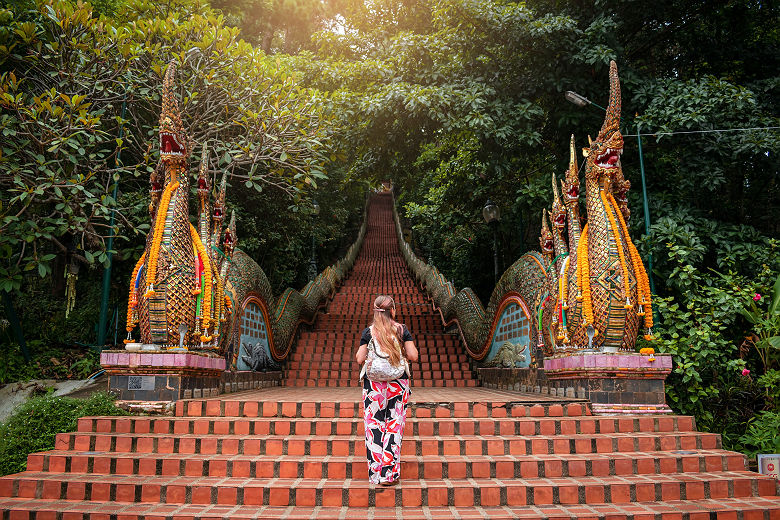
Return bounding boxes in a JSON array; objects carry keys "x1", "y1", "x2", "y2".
[
  {"x1": 737, "y1": 273, "x2": 780, "y2": 373},
  {"x1": 740, "y1": 411, "x2": 780, "y2": 457},
  {"x1": 0, "y1": 0, "x2": 333, "y2": 293},
  {"x1": 0, "y1": 341, "x2": 101, "y2": 385},
  {"x1": 0, "y1": 0, "x2": 367, "y2": 356},
  {"x1": 0, "y1": 391, "x2": 128, "y2": 475}
]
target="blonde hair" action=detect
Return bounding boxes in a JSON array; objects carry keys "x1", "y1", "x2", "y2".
[{"x1": 371, "y1": 295, "x2": 403, "y2": 366}]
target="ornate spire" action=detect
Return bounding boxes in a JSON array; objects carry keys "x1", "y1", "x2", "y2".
[
  {"x1": 597, "y1": 61, "x2": 621, "y2": 143},
  {"x1": 224, "y1": 210, "x2": 237, "y2": 259},
  {"x1": 159, "y1": 61, "x2": 188, "y2": 164},
  {"x1": 197, "y1": 145, "x2": 211, "y2": 246},
  {"x1": 539, "y1": 209, "x2": 554, "y2": 257},
  {"x1": 551, "y1": 173, "x2": 566, "y2": 231},
  {"x1": 562, "y1": 135, "x2": 579, "y2": 206},
  {"x1": 214, "y1": 169, "x2": 228, "y2": 222},
  {"x1": 197, "y1": 146, "x2": 210, "y2": 193}
]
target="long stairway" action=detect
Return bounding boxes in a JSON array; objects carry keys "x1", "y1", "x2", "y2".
[
  {"x1": 1, "y1": 193, "x2": 779, "y2": 519},
  {"x1": 285, "y1": 192, "x2": 477, "y2": 387}
]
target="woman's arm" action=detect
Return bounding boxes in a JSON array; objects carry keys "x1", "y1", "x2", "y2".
[
  {"x1": 404, "y1": 341, "x2": 418, "y2": 362},
  {"x1": 356, "y1": 343, "x2": 368, "y2": 364}
]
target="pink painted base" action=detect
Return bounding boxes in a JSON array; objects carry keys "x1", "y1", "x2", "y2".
[
  {"x1": 101, "y1": 350, "x2": 225, "y2": 372},
  {"x1": 544, "y1": 352, "x2": 672, "y2": 375},
  {"x1": 543, "y1": 352, "x2": 674, "y2": 416}
]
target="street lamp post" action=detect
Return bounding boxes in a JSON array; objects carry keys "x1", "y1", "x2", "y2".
[
  {"x1": 564, "y1": 90, "x2": 656, "y2": 293},
  {"x1": 97, "y1": 95, "x2": 128, "y2": 349},
  {"x1": 308, "y1": 200, "x2": 320, "y2": 282},
  {"x1": 482, "y1": 199, "x2": 501, "y2": 285}
]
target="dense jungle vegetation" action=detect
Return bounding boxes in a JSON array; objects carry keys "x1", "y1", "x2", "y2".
[{"x1": 0, "y1": 0, "x2": 778, "y2": 455}]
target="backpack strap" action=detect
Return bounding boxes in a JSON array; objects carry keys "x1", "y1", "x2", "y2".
[{"x1": 368, "y1": 337, "x2": 390, "y2": 359}]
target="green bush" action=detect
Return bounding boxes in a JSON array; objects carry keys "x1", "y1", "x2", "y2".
[
  {"x1": 0, "y1": 392, "x2": 129, "y2": 475},
  {"x1": 740, "y1": 411, "x2": 780, "y2": 457}
]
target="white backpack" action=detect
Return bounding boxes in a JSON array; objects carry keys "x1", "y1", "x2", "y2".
[{"x1": 360, "y1": 327, "x2": 410, "y2": 382}]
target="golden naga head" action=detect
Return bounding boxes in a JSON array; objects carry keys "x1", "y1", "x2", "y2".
[
  {"x1": 224, "y1": 210, "x2": 237, "y2": 257},
  {"x1": 585, "y1": 61, "x2": 624, "y2": 182},
  {"x1": 612, "y1": 167, "x2": 632, "y2": 220},
  {"x1": 550, "y1": 173, "x2": 567, "y2": 230},
  {"x1": 159, "y1": 61, "x2": 189, "y2": 164},
  {"x1": 197, "y1": 145, "x2": 210, "y2": 198},
  {"x1": 539, "y1": 209, "x2": 554, "y2": 254},
  {"x1": 562, "y1": 134, "x2": 580, "y2": 206},
  {"x1": 213, "y1": 169, "x2": 228, "y2": 224}
]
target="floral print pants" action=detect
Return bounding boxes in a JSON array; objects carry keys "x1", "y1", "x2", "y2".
[{"x1": 362, "y1": 378, "x2": 411, "y2": 484}]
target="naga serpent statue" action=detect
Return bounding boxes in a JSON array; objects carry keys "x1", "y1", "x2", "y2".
[
  {"x1": 125, "y1": 62, "x2": 366, "y2": 369},
  {"x1": 395, "y1": 61, "x2": 653, "y2": 364}
]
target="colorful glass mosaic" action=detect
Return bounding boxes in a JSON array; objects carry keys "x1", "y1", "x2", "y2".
[
  {"x1": 484, "y1": 302, "x2": 531, "y2": 368},
  {"x1": 237, "y1": 299, "x2": 277, "y2": 371}
]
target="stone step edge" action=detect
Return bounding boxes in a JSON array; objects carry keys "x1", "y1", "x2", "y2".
[
  {"x1": 75, "y1": 414, "x2": 695, "y2": 432},
  {"x1": 174, "y1": 401, "x2": 592, "y2": 418},
  {"x1": 3, "y1": 498, "x2": 780, "y2": 519},
  {"x1": 0, "y1": 498, "x2": 780, "y2": 520},
  {"x1": 27, "y1": 449, "x2": 746, "y2": 478},
  {"x1": 1, "y1": 471, "x2": 776, "y2": 506}
]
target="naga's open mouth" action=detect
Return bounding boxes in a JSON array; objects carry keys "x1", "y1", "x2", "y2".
[
  {"x1": 543, "y1": 239, "x2": 554, "y2": 251},
  {"x1": 565, "y1": 184, "x2": 579, "y2": 200},
  {"x1": 160, "y1": 132, "x2": 185, "y2": 158},
  {"x1": 595, "y1": 147, "x2": 622, "y2": 169},
  {"x1": 554, "y1": 213, "x2": 566, "y2": 227}
]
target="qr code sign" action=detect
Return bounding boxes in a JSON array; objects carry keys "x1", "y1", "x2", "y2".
[{"x1": 127, "y1": 376, "x2": 154, "y2": 391}]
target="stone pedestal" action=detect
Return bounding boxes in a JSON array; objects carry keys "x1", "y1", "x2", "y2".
[
  {"x1": 543, "y1": 352, "x2": 673, "y2": 414},
  {"x1": 101, "y1": 350, "x2": 226, "y2": 401}
]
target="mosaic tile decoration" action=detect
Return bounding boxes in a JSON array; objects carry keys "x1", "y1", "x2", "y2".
[
  {"x1": 484, "y1": 302, "x2": 531, "y2": 368},
  {"x1": 237, "y1": 299, "x2": 277, "y2": 371}
]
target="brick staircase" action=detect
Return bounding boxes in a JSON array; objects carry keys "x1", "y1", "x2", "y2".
[
  {"x1": 2, "y1": 388, "x2": 779, "y2": 518},
  {"x1": 1, "y1": 192, "x2": 779, "y2": 519},
  {"x1": 284, "y1": 192, "x2": 477, "y2": 387}
]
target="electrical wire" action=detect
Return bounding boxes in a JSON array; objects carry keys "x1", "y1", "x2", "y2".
[{"x1": 623, "y1": 125, "x2": 780, "y2": 138}]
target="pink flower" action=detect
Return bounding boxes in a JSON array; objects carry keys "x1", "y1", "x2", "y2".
[
  {"x1": 753, "y1": 293, "x2": 762, "y2": 302},
  {"x1": 741, "y1": 368, "x2": 751, "y2": 376}
]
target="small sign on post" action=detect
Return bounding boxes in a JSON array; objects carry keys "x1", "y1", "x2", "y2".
[
  {"x1": 128, "y1": 375, "x2": 155, "y2": 391},
  {"x1": 758, "y1": 454, "x2": 780, "y2": 479}
]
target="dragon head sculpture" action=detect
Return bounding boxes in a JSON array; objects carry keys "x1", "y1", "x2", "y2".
[
  {"x1": 584, "y1": 61, "x2": 624, "y2": 185},
  {"x1": 159, "y1": 61, "x2": 189, "y2": 164},
  {"x1": 611, "y1": 167, "x2": 632, "y2": 222},
  {"x1": 562, "y1": 134, "x2": 580, "y2": 206},
  {"x1": 550, "y1": 173, "x2": 567, "y2": 231},
  {"x1": 539, "y1": 209, "x2": 554, "y2": 256}
]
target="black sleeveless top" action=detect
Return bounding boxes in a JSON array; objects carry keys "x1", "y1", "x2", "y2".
[{"x1": 359, "y1": 325, "x2": 414, "y2": 346}]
